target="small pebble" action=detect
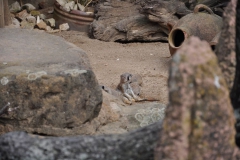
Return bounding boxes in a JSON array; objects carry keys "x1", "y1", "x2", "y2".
[{"x1": 1, "y1": 77, "x2": 9, "y2": 85}]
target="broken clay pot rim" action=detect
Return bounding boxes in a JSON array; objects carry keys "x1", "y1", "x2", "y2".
[
  {"x1": 54, "y1": 1, "x2": 94, "y2": 18},
  {"x1": 168, "y1": 4, "x2": 222, "y2": 56},
  {"x1": 54, "y1": 1, "x2": 94, "y2": 25},
  {"x1": 168, "y1": 28, "x2": 188, "y2": 50}
]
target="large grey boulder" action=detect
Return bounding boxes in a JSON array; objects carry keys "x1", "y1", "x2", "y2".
[
  {"x1": 155, "y1": 36, "x2": 238, "y2": 160},
  {"x1": 0, "y1": 28, "x2": 102, "y2": 136}
]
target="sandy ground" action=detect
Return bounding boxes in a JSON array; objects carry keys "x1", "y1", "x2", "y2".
[
  {"x1": 1, "y1": 27, "x2": 170, "y2": 134},
  {"x1": 53, "y1": 31, "x2": 171, "y2": 105}
]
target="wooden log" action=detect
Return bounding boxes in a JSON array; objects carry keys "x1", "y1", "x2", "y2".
[
  {"x1": 0, "y1": 0, "x2": 4, "y2": 28},
  {"x1": 3, "y1": 0, "x2": 11, "y2": 26}
]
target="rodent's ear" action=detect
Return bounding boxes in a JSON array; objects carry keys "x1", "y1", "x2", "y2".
[
  {"x1": 120, "y1": 75, "x2": 124, "y2": 80},
  {"x1": 127, "y1": 75, "x2": 132, "y2": 81}
]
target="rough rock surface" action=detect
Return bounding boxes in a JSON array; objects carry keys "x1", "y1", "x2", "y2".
[
  {"x1": 97, "y1": 90, "x2": 166, "y2": 135},
  {"x1": 0, "y1": 121, "x2": 162, "y2": 160},
  {"x1": 215, "y1": 0, "x2": 236, "y2": 91},
  {"x1": 2, "y1": 36, "x2": 240, "y2": 159},
  {"x1": 89, "y1": 0, "x2": 168, "y2": 42},
  {"x1": 155, "y1": 37, "x2": 238, "y2": 160},
  {"x1": 51, "y1": 91, "x2": 124, "y2": 136},
  {"x1": 0, "y1": 28, "x2": 102, "y2": 136}
]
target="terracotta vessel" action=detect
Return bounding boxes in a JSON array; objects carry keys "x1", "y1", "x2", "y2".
[
  {"x1": 168, "y1": 4, "x2": 223, "y2": 56},
  {"x1": 54, "y1": 1, "x2": 94, "y2": 31}
]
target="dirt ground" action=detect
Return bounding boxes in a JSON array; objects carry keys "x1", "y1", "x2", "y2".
[{"x1": 53, "y1": 31, "x2": 171, "y2": 105}]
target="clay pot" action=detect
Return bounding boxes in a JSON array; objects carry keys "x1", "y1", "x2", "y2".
[
  {"x1": 54, "y1": 1, "x2": 94, "y2": 31},
  {"x1": 168, "y1": 4, "x2": 223, "y2": 56}
]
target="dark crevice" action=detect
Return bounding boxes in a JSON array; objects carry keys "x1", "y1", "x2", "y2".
[
  {"x1": 31, "y1": 132, "x2": 54, "y2": 137},
  {"x1": 42, "y1": 92, "x2": 61, "y2": 99},
  {"x1": 231, "y1": 0, "x2": 240, "y2": 148}
]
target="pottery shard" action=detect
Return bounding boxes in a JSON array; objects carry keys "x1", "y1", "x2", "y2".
[
  {"x1": 45, "y1": 18, "x2": 55, "y2": 27},
  {"x1": 77, "y1": 3, "x2": 85, "y2": 11},
  {"x1": 63, "y1": 1, "x2": 75, "y2": 12},
  {"x1": 20, "y1": 20, "x2": 35, "y2": 29},
  {"x1": 9, "y1": 1, "x2": 21, "y2": 13},
  {"x1": 0, "y1": 28, "x2": 102, "y2": 136},
  {"x1": 22, "y1": 3, "x2": 36, "y2": 12},
  {"x1": 39, "y1": 14, "x2": 47, "y2": 20},
  {"x1": 59, "y1": 23, "x2": 70, "y2": 31},
  {"x1": 16, "y1": 9, "x2": 30, "y2": 20},
  {"x1": 26, "y1": 15, "x2": 36, "y2": 24},
  {"x1": 11, "y1": 18, "x2": 20, "y2": 28},
  {"x1": 37, "y1": 20, "x2": 47, "y2": 30},
  {"x1": 56, "y1": 0, "x2": 67, "y2": 6},
  {"x1": 155, "y1": 37, "x2": 237, "y2": 160}
]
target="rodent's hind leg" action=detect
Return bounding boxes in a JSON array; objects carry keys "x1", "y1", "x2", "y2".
[
  {"x1": 123, "y1": 92, "x2": 135, "y2": 102},
  {"x1": 127, "y1": 85, "x2": 143, "y2": 101},
  {"x1": 122, "y1": 96, "x2": 132, "y2": 105}
]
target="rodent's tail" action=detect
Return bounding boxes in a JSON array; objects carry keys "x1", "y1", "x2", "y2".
[{"x1": 137, "y1": 97, "x2": 160, "y2": 102}]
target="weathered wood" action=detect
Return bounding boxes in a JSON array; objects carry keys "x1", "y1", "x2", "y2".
[
  {"x1": 139, "y1": 0, "x2": 192, "y2": 27},
  {"x1": 0, "y1": 0, "x2": 4, "y2": 28},
  {"x1": 91, "y1": 0, "x2": 229, "y2": 42},
  {"x1": 0, "y1": 121, "x2": 162, "y2": 160},
  {"x1": 89, "y1": 0, "x2": 169, "y2": 42},
  {"x1": 3, "y1": 0, "x2": 11, "y2": 26}
]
